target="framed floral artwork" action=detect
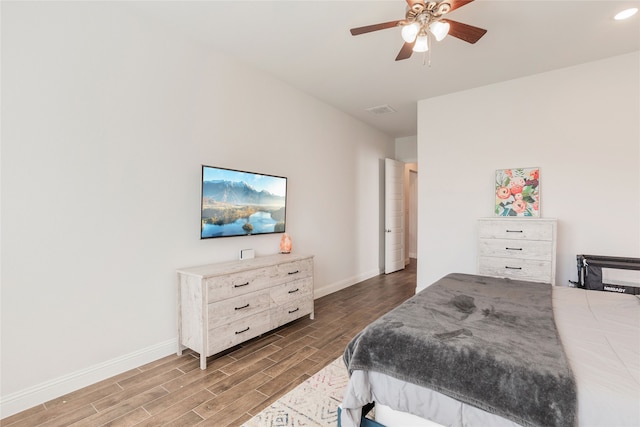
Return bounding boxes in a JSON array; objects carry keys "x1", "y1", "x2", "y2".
[{"x1": 495, "y1": 167, "x2": 540, "y2": 217}]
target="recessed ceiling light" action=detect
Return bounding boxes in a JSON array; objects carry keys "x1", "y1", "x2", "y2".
[{"x1": 614, "y1": 7, "x2": 638, "y2": 20}]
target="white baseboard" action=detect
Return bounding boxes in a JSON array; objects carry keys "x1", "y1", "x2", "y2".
[
  {"x1": 0, "y1": 338, "x2": 177, "y2": 419},
  {"x1": 313, "y1": 268, "x2": 383, "y2": 299}
]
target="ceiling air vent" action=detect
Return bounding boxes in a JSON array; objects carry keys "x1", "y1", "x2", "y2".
[{"x1": 365, "y1": 104, "x2": 396, "y2": 115}]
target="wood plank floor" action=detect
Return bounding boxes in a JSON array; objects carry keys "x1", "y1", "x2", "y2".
[{"x1": 2, "y1": 260, "x2": 416, "y2": 427}]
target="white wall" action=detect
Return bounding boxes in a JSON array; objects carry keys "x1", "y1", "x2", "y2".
[
  {"x1": 395, "y1": 135, "x2": 418, "y2": 163},
  {"x1": 417, "y1": 52, "x2": 640, "y2": 292},
  {"x1": 0, "y1": 2, "x2": 394, "y2": 415}
]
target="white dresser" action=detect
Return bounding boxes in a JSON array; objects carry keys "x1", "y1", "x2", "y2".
[
  {"x1": 177, "y1": 253, "x2": 314, "y2": 369},
  {"x1": 478, "y1": 218, "x2": 557, "y2": 285}
]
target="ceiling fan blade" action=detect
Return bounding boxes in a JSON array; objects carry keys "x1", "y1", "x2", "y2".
[
  {"x1": 350, "y1": 20, "x2": 402, "y2": 36},
  {"x1": 442, "y1": 19, "x2": 487, "y2": 44},
  {"x1": 395, "y1": 41, "x2": 416, "y2": 61},
  {"x1": 447, "y1": 0, "x2": 475, "y2": 13}
]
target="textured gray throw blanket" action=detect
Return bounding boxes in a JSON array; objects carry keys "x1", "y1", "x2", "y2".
[{"x1": 344, "y1": 273, "x2": 576, "y2": 427}]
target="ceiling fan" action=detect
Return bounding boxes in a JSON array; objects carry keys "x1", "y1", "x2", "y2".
[{"x1": 350, "y1": 0, "x2": 487, "y2": 61}]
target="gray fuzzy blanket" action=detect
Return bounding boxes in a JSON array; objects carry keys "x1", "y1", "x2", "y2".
[{"x1": 344, "y1": 273, "x2": 576, "y2": 427}]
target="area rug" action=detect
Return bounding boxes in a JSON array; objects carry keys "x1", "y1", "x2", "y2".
[{"x1": 242, "y1": 357, "x2": 349, "y2": 426}]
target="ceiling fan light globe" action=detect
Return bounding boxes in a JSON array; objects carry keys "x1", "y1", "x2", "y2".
[
  {"x1": 401, "y1": 22, "x2": 420, "y2": 43},
  {"x1": 429, "y1": 21, "x2": 450, "y2": 41},
  {"x1": 412, "y1": 35, "x2": 429, "y2": 52}
]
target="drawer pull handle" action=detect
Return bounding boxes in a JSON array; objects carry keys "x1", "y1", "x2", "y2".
[
  {"x1": 235, "y1": 327, "x2": 250, "y2": 335},
  {"x1": 234, "y1": 282, "x2": 250, "y2": 288},
  {"x1": 506, "y1": 247, "x2": 523, "y2": 251},
  {"x1": 288, "y1": 308, "x2": 300, "y2": 314},
  {"x1": 505, "y1": 266, "x2": 522, "y2": 270},
  {"x1": 506, "y1": 230, "x2": 523, "y2": 233},
  {"x1": 288, "y1": 288, "x2": 300, "y2": 294},
  {"x1": 288, "y1": 270, "x2": 300, "y2": 275},
  {"x1": 235, "y1": 304, "x2": 250, "y2": 310}
]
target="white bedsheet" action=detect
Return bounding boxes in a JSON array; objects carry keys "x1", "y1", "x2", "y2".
[
  {"x1": 552, "y1": 287, "x2": 639, "y2": 426},
  {"x1": 343, "y1": 287, "x2": 640, "y2": 427}
]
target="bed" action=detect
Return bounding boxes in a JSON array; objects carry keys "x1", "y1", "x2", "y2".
[{"x1": 340, "y1": 273, "x2": 640, "y2": 427}]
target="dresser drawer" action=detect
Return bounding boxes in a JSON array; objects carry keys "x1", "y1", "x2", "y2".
[
  {"x1": 207, "y1": 310, "x2": 271, "y2": 355},
  {"x1": 478, "y1": 220, "x2": 553, "y2": 241},
  {"x1": 207, "y1": 289, "x2": 270, "y2": 329},
  {"x1": 271, "y1": 298, "x2": 314, "y2": 329},
  {"x1": 478, "y1": 238, "x2": 553, "y2": 261},
  {"x1": 270, "y1": 277, "x2": 313, "y2": 305},
  {"x1": 478, "y1": 256, "x2": 552, "y2": 283},
  {"x1": 272, "y1": 258, "x2": 313, "y2": 284},
  {"x1": 206, "y1": 266, "x2": 274, "y2": 302}
]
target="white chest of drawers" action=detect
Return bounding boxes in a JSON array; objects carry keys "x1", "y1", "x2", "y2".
[
  {"x1": 177, "y1": 253, "x2": 314, "y2": 369},
  {"x1": 478, "y1": 218, "x2": 557, "y2": 285}
]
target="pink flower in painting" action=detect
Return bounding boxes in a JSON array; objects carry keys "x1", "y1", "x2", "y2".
[
  {"x1": 496, "y1": 186, "x2": 511, "y2": 199},
  {"x1": 533, "y1": 201, "x2": 539, "y2": 211},
  {"x1": 505, "y1": 169, "x2": 513, "y2": 178},
  {"x1": 511, "y1": 177, "x2": 526, "y2": 187},
  {"x1": 530, "y1": 169, "x2": 539, "y2": 180},
  {"x1": 514, "y1": 193, "x2": 523, "y2": 201},
  {"x1": 510, "y1": 185, "x2": 523, "y2": 195},
  {"x1": 512, "y1": 199, "x2": 527, "y2": 214}
]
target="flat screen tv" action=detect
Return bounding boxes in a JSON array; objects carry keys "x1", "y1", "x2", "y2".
[{"x1": 201, "y1": 165, "x2": 287, "y2": 239}]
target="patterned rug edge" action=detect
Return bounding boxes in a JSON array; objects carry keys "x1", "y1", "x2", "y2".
[{"x1": 241, "y1": 357, "x2": 348, "y2": 427}]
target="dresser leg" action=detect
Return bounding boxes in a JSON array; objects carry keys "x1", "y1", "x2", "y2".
[
  {"x1": 310, "y1": 311, "x2": 314, "y2": 320},
  {"x1": 200, "y1": 356, "x2": 207, "y2": 370}
]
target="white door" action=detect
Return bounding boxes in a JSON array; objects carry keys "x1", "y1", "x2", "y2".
[
  {"x1": 409, "y1": 169, "x2": 418, "y2": 259},
  {"x1": 385, "y1": 158, "x2": 405, "y2": 274}
]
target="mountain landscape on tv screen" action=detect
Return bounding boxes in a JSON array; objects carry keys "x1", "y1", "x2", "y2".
[
  {"x1": 201, "y1": 180, "x2": 286, "y2": 237},
  {"x1": 202, "y1": 180, "x2": 285, "y2": 206}
]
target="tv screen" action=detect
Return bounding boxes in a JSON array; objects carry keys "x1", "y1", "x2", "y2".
[{"x1": 201, "y1": 165, "x2": 287, "y2": 239}]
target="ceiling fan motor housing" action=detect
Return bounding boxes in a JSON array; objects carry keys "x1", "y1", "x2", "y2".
[{"x1": 406, "y1": 1, "x2": 451, "y2": 27}]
